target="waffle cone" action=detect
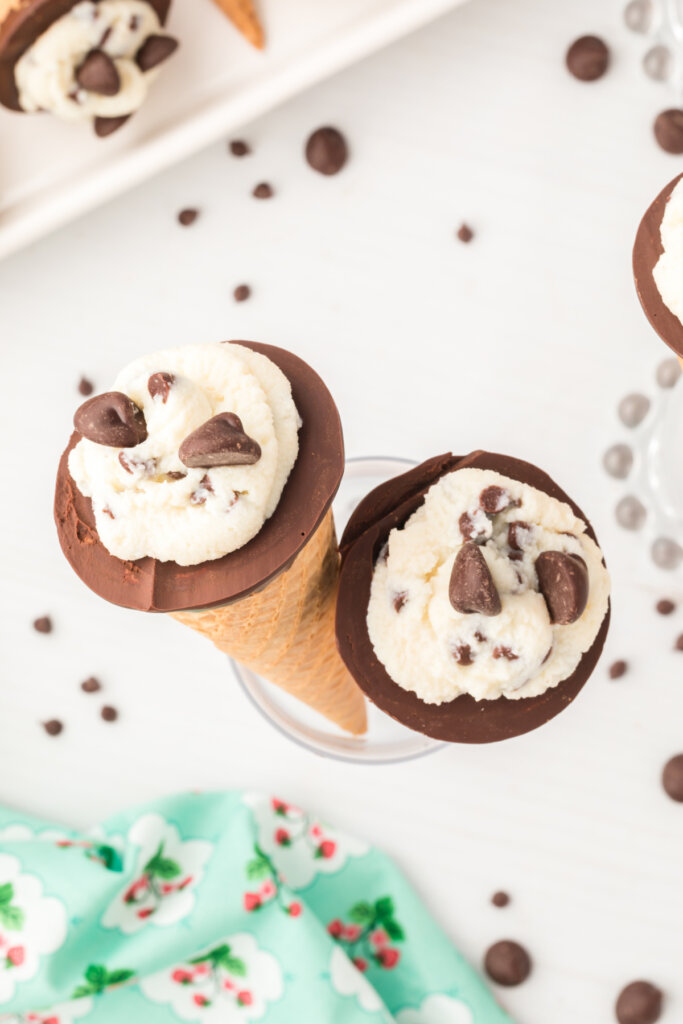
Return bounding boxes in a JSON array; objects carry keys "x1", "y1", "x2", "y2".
[
  {"x1": 210, "y1": 0, "x2": 264, "y2": 49},
  {"x1": 171, "y1": 510, "x2": 367, "y2": 734}
]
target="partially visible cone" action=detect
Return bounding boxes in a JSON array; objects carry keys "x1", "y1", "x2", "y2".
[
  {"x1": 171, "y1": 510, "x2": 367, "y2": 735},
  {"x1": 210, "y1": 0, "x2": 264, "y2": 49}
]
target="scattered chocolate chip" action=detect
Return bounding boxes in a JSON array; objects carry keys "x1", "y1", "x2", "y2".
[
  {"x1": 508, "y1": 521, "x2": 531, "y2": 551},
  {"x1": 33, "y1": 616, "x2": 52, "y2": 634},
  {"x1": 119, "y1": 451, "x2": 156, "y2": 475},
  {"x1": 616, "y1": 981, "x2": 663, "y2": 1024},
  {"x1": 542, "y1": 646, "x2": 553, "y2": 664},
  {"x1": 449, "y1": 543, "x2": 502, "y2": 616},
  {"x1": 148, "y1": 371, "x2": 175, "y2": 403},
  {"x1": 180, "y1": 412, "x2": 261, "y2": 468},
  {"x1": 165, "y1": 471, "x2": 187, "y2": 481},
  {"x1": 129, "y1": 13, "x2": 140, "y2": 29},
  {"x1": 609, "y1": 659, "x2": 628, "y2": 679},
  {"x1": 480, "y1": 486, "x2": 511, "y2": 515},
  {"x1": 103, "y1": 507, "x2": 115, "y2": 519},
  {"x1": 94, "y1": 114, "x2": 130, "y2": 138},
  {"x1": 252, "y1": 182, "x2": 273, "y2": 199},
  {"x1": 656, "y1": 598, "x2": 676, "y2": 615},
  {"x1": 136, "y1": 34, "x2": 179, "y2": 72},
  {"x1": 654, "y1": 109, "x2": 683, "y2": 154},
  {"x1": 233, "y1": 284, "x2": 251, "y2": 302},
  {"x1": 74, "y1": 391, "x2": 147, "y2": 448},
  {"x1": 535, "y1": 551, "x2": 588, "y2": 625},
  {"x1": 78, "y1": 376, "x2": 94, "y2": 396},
  {"x1": 457, "y1": 223, "x2": 474, "y2": 243},
  {"x1": 474, "y1": 630, "x2": 487, "y2": 643},
  {"x1": 43, "y1": 719, "x2": 63, "y2": 737},
  {"x1": 484, "y1": 940, "x2": 531, "y2": 987},
  {"x1": 98, "y1": 25, "x2": 112, "y2": 47},
  {"x1": 662, "y1": 754, "x2": 683, "y2": 801},
  {"x1": 190, "y1": 474, "x2": 214, "y2": 505},
  {"x1": 393, "y1": 592, "x2": 408, "y2": 612},
  {"x1": 305, "y1": 126, "x2": 348, "y2": 175},
  {"x1": 676, "y1": 634, "x2": 683, "y2": 651},
  {"x1": 452, "y1": 643, "x2": 473, "y2": 665},
  {"x1": 101, "y1": 705, "x2": 118, "y2": 722},
  {"x1": 493, "y1": 645, "x2": 518, "y2": 661},
  {"x1": 459, "y1": 512, "x2": 482, "y2": 542},
  {"x1": 76, "y1": 49, "x2": 120, "y2": 96},
  {"x1": 491, "y1": 891, "x2": 510, "y2": 908},
  {"x1": 229, "y1": 139, "x2": 250, "y2": 157},
  {"x1": 81, "y1": 676, "x2": 102, "y2": 693},
  {"x1": 565, "y1": 35, "x2": 610, "y2": 81},
  {"x1": 178, "y1": 208, "x2": 199, "y2": 227}
]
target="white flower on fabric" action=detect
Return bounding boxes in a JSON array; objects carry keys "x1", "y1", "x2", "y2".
[
  {"x1": 0, "y1": 995, "x2": 94, "y2": 1023},
  {"x1": 396, "y1": 993, "x2": 475, "y2": 1024},
  {"x1": 0, "y1": 854, "x2": 68, "y2": 1005},
  {"x1": 140, "y1": 933, "x2": 283, "y2": 1022},
  {"x1": 243, "y1": 794, "x2": 368, "y2": 889},
  {"x1": 100, "y1": 814, "x2": 212, "y2": 935},
  {"x1": 328, "y1": 946, "x2": 386, "y2": 1014},
  {"x1": 0, "y1": 826, "x2": 67, "y2": 843}
]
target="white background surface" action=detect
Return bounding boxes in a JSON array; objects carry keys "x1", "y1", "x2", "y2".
[{"x1": 1, "y1": 0, "x2": 683, "y2": 1021}]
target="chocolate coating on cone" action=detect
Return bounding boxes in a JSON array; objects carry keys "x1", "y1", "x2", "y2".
[
  {"x1": 54, "y1": 341, "x2": 344, "y2": 612},
  {"x1": 633, "y1": 172, "x2": 683, "y2": 359},
  {"x1": 336, "y1": 451, "x2": 610, "y2": 744},
  {"x1": 0, "y1": 0, "x2": 170, "y2": 111}
]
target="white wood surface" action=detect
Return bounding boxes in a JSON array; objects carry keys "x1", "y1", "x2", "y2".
[{"x1": 1, "y1": 0, "x2": 683, "y2": 1021}]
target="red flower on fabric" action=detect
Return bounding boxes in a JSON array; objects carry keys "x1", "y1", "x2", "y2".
[
  {"x1": 377, "y1": 947, "x2": 400, "y2": 969},
  {"x1": 343, "y1": 924, "x2": 362, "y2": 942},
  {"x1": 237, "y1": 991, "x2": 253, "y2": 1006},
  {"x1": 172, "y1": 968, "x2": 193, "y2": 984},
  {"x1": 244, "y1": 892, "x2": 261, "y2": 912},
  {"x1": 288, "y1": 901, "x2": 302, "y2": 917},
  {"x1": 352, "y1": 956, "x2": 368, "y2": 972},
  {"x1": 271, "y1": 798, "x2": 288, "y2": 815},
  {"x1": 178, "y1": 876, "x2": 193, "y2": 890},
  {"x1": 369, "y1": 928, "x2": 389, "y2": 949},
  {"x1": 193, "y1": 993, "x2": 210, "y2": 1007},
  {"x1": 6, "y1": 947, "x2": 25, "y2": 966},
  {"x1": 317, "y1": 840, "x2": 336, "y2": 859},
  {"x1": 275, "y1": 828, "x2": 291, "y2": 846},
  {"x1": 137, "y1": 907, "x2": 154, "y2": 919},
  {"x1": 327, "y1": 919, "x2": 344, "y2": 938}
]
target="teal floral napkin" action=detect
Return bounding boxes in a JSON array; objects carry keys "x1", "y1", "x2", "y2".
[{"x1": 0, "y1": 791, "x2": 513, "y2": 1024}]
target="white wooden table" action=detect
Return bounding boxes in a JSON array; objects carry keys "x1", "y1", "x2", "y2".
[{"x1": 1, "y1": 0, "x2": 682, "y2": 1021}]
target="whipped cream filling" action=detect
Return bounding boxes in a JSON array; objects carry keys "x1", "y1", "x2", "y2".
[
  {"x1": 367, "y1": 467, "x2": 610, "y2": 703},
  {"x1": 68, "y1": 342, "x2": 301, "y2": 565},
  {"x1": 15, "y1": 0, "x2": 161, "y2": 121},
  {"x1": 653, "y1": 176, "x2": 683, "y2": 325}
]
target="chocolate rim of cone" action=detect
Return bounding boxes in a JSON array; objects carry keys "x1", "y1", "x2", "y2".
[
  {"x1": 633, "y1": 171, "x2": 683, "y2": 359},
  {"x1": 54, "y1": 340, "x2": 345, "y2": 613},
  {"x1": 336, "y1": 451, "x2": 610, "y2": 744},
  {"x1": 0, "y1": 0, "x2": 170, "y2": 111}
]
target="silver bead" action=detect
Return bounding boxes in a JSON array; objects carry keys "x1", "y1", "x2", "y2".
[
  {"x1": 603, "y1": 443, "x2": 634, "y2": 479},
  {"x1": 618, "y1": 392, "x2": 651, "y2": 428},
  {"x1": 656, "y1": 357, "x2": 681, "y2": 388},
  {"x1": 651, "y1": 536, "x2": 683, "y2": 569},
  {"x1": 616, "y1": 495, "x2": 647, "y2": 530},
  {"x1": 624, "y1": 0, "x2": 654, "y2": 33},
  {"x1": 643, "y1": 44, "x2": 673, "y2": 82}
]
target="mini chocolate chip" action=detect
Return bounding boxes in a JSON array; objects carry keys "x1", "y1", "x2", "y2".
[
  {"x1": 148, "y1": 371, "x2": 175, "y2": 402},
  {"x1": 178, "y1": 208, "x2": 199, "y2": 227},
  {"x1": 180, "y1": 413, "x2": 261, "y2": 468},
  {"x1": 305, "y1": 126, "x2": 348, "y2": 175},
  {"x1": 33, "y1": 616, "x2": 52, "y2": 634},
  {"x1": 233, "y1": 284, "x2": 251, "y2": 302},
  {"x1": 654, "y1": 109, "x2": 683, "y2": 154},
  {"x1": 535, "y1": 551, "x2": 588, "y2": 625},
  {"x1": 166, "y1": 471, "x2": 186, "y2": 481},
  {"x1": 491, "y1": 891, "x2": 510, "y2": 908},
  {"x1": 252, "y1": 182, "x2": 273, "y2": 199},
  {"x1": 493, "y1": 645, "x2": 518, "y2": 661},
  {"x1": 457, "y1": 223, "x2": 474, "y2": 243},
  {"x1": 508, "y1": 520, "x2": 531, "y2": 551},
  {"x1": 459, "y1": 511, "x2": 487, "y2": 543},
  {"x1": 393, "y1": 592, "x2": 408, "y2": 612},
  {"x1": 129, "y1": 13, "x2": 140, "y2": 29},
  {"x1": 94, "y1": 114, "x2": 130, "y2": 138},
  {"x1": 662, "y1": 754, "x2": 683, "y2": 802},
  {"x1": 480, "y1": 486, "x2": 510, "y2": 515},
  {"x1": 74, "y1": 391, "x2": 147, "y2": 448},
  {"x1": 78, "y1": 376, "x2": 94, "y2": 396},
  {"x1": 103, "y1": 507, "x2": 115, "y2": 519},
  {"x1": 565, "y1": 35, "x2": 610, "y2": 81},
  {"x1": 484, "y1": 940, "x2": 531, "y2": 986},
  {"x1": 452, "y1": 643, "x2": 473, "y2": 665},
  {"x1": 449, "y1": 543, "x2": 502, "y2": 616},
  {"x1": 76, "y1": 49, "x2": 120, "y2": 95},
  {"x1": 676, "y1": 633, "x2": 683, "y2": 651},
  {"x1": 229, "y1": 139, "x2": 250, "y2": 156},
  {"x1": 609, "y1": 659, "x2": 628, "y2": 679},
  {"x1": 101, "y1": 705, "x2": 118, "y2": 722},
  {"x1": 98, "y1": 25, "x2": 112, "y2": 47},
  {"x1": 474, "y1": 630, "x2": 487, "y2": 642},
  {"x1": 616, "y1": 981, "x2": 663, "y2": 1024},
  {"x1": 43, "y1": 719, "x2": 63, "y2": 737},
  {"x1": 509, "y1": 551, "x2": 523, "y2": 562},
  {"x1": 81, "y1": 676, "x2": 102, "y2": 693},
  {"x1": 136, "y1": 34, "x2": 178, "y2": 72},
  {"x1": 656, "y1": 598, "x2": 676, "y2": 615},
  {"x1": 190, "y1": 473, "x2": 214, "y2": 505}
]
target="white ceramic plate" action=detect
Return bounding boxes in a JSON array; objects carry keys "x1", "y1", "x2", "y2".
[{"x1": 0, "y1": 0, "x2": 467, "y2": 260}]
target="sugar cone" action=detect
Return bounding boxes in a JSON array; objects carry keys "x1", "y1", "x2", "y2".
[
  {"x1": 210, "y1": 0, "x2": 264, "y2": 49},
  {"x1": 171, "y1": 510, "x2": 367, "y2": 735}
]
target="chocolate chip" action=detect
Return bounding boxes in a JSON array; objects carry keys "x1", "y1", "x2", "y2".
[
  {"x1": 393, "y1": 591, "x2": 408, "y2": 612},
  {"x1": 136, "y1": 34, "x2": 178, "y2": 72},
  {"x1": 662, "y1": 754, "x2": 683, "y2": 802},
  {"x1": 43, "y1": 719, "x2": 63, "y2": 737},
  {"x1": 94, "y1": 114, "x2": 129, "y2": 138},
  {"x1": 148, "y1": 372, "x2": 175, "y2": 403},
  {"x1": 101, "y1": 705, "x2": 118, "y2": 722},
  {"x1": 480, "y1": 486, "x2": 511, "y2": 515},
  {"x1": 33, "y1": 616, "x2": 52, "y2": 634},
  {"x1": 457, "y1": 223, "x2": 474, "y2": 243},
  {"x1": 491, "y1": 891, "x2": 510, "y2": 908},
  {"x1": 229, "y1": 139, "x2": 250, "y2": 157},
  {"x1": 656, "y1": 598, "x2": 676, "y2": 615},
  {"x1": 616, "y1": 981, "x2": 663, "y2": 1024},
  {"x1": 233, "y1": 284, "x2": 251, "y2": 302},
  {"x1": 178, "y1": 208, "x2": 199, "y2": 226},
  {"x1": 535, "y1": 551, "x2": 588, "y2": 625},
  {"x1": 78, "y1": 376, "x2": 94, "y2": 396},
  {"x1": 190, "y1": 474, "x2": 214, "y2": 506},
  {"x1": 129, "y1": 14, "x2": 140, "y2": 29},
  {"x1": 165, "y1": 471, "x2": 186, "y2": 481},
  {"x1": 565, "y1": 35, "x2": 610, "y2": 81},
  {"x1": 252, "y1": 182, "x2": 273, "y2": 199},
  {"x1": 459, "y1": 512, "x2": 481, "y2": 542},
  {"x1": 654, "y1": 109, "x2": 683, "y2": 154},
  {"x1": 76, "y1": 49, "x2": 120, "y2": 95},
  {"x1": 180, "y1": 412, "x2": 261, "y2": 468},
  {"x1": 474, "y1": 630, "x2": 487, "y2": 642},
  {"x1": 98, "y1": 25, "x2": 112, "y2": 48},
  {"x1": 484, "y1": 940, "x2": 531, "y2": 986},
  {"x1": 609, "y1": 659, "x2": 628, "y2": 679},
  {"x1": 493, "y1": 645, "x2": 518, "y2": 661},
  {"x1": 676, "y1": 634, "x2": 683, "y2": 651},
  {"x1": 452, "y1": 643, "x2": 473, "y2": 665},
  {"x1": 449, "y1": 543, "x2": 502, "y2": 616},
  {"x1": 305, "y1": 127, "x2": 348, "y2": 175},
  {"x1": 81, "y1": 676, "x2": 102, "y2": 693},
  {"x1": 508, "y1": 521, "x2": 531, "y2": 551},
  {"x1": 74, "y1": 391, "x2": 147, "y2": 448}
]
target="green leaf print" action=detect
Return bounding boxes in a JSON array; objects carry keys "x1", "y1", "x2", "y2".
[
  {"x1": 384, "y1": 918, "x2": 405, "y2": 941},
  {"x1": 349, "y1": 901, "x2": 374, "y2": 925},
  {"x1": 0, "y1": 883, "x2": 13, "y2": 905},
  {"x1": 190, "y1": 944, "x2": 247, "y2": 977},
  {"x1": 374, "y1": 897, "x2": 395, "y2": 920},
  {"x1": 0, "y1": 903, "x2": 24, "y2": 931},
  {"x1": 85, "y1": 965, "x2": 108, "y2": 988},
  {"x1": 72, "y1": 964, "x2": 136, "y2": 998},
  {"x1": 73, "y1": 984, "x2": 95, "y2": 999},
  {"x1": 144, "y1": 842, "x2": 181, "y2": 881},
  {"x1": 107, "y1": 968, "x2": 135, "y2": 985},
  {"x1": 246, "y1": 854, "x2": 270, "y2": 882},
  {"x1": 94, "y1": 845, "x2": 124, "y2": 873}
]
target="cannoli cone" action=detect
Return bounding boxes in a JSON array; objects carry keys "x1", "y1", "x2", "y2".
[
  {"x1": 210, "y1": 0, "x2": 264, "y2": 49},
  {"x1": 171, "y1": 509, "x2": 367, "y2": 735}
]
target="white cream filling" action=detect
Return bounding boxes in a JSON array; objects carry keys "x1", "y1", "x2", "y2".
[
  {"x1": 68, "y1": 342, "x2": 301, "y2": 565},
  {"x1": 653, "y1": 176, "x2": 683, "y2": 325},
  {"x1": 367, "y1": 467, "x2": 610, "y2": 703}
]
